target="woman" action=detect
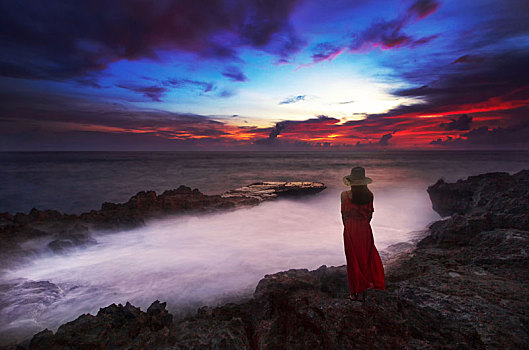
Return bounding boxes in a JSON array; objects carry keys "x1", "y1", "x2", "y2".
[{"x1": 341, "y1": 166, "x2": 385, "y2": 302}]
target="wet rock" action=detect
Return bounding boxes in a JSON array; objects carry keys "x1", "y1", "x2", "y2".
[
  {"x1": 16, "y1": 171, "x2": 529, "y2": 348},
  {"x1": 27, "y1": 301, "x2": 175, "y2": 350},
  {"x1": 427, "y1": 170, "x2": 529, "y2": 218},
  {"x1": 1, "y1": 182, "x2": 326, "y2": 262},
  {"x1": 222, "y1": 181, "x2": 326, "y2": 201}
]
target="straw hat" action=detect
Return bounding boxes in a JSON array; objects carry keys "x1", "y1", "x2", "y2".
[{"x1": 343, "y1": 166, "x2": 373, "y2": 186}]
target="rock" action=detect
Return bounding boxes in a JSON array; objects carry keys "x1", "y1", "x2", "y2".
[
  {"x1": 222, "y1": 181, "x2": 326, "y2": 201},
  {"x1": 0, "y1": 181, "x2": 326, "y2": 263},
  {"x1": 427, "y1": 170, "x2": 529, "y2": 218},
  {"x1": 16, "y1": 171, "x2": 529, "y2": 348},
  {"x1": 29, "y1": 329, "x2": 54, "y2": 350},
  {"x1": 26, "y1": 265, "x2": 485, "y2": 350},
  {"x1": 423, "y1": 170, "x2": 529, "y2": 247},
  {"x1": 27, "y1": 301, "x2": 175, "y2": 350}
]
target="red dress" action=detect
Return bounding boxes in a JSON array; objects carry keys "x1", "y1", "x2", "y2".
[{"x1": 341, "y1": 196, "x2": 385, "y2": 294}]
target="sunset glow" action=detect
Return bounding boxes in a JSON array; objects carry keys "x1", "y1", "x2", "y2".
[{"x1": 1, "y1": 0, "x2": 528, "y2": 150}]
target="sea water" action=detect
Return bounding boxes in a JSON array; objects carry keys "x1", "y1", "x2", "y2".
[{"x1": 0, "y1": 150, "x2": 528, "y2": 343}]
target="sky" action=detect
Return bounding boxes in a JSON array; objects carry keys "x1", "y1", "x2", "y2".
[{"x1": 1, "y1": 0, "x2": 529, "y2": 150}]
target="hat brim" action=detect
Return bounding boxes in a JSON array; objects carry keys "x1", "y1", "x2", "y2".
[{"x1": 343, "y1": 176, "x2": 372, "y2": 186}]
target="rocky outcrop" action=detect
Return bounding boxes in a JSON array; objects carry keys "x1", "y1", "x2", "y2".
[
  {"x1": 0, "y1": 182, "x2": 325, "y2": 261},
  {"x1": 427, "y1": 170, "x2": 529, "y2": 217},
  {"x1": 424, "y1": 169, "x2": 529, "y2": 247},
  {"x1": 23, "y1": 265, "x2": 485, "y2": 350},
  {"x1": 222, "y1": 182, "x2": 327, "y2": 200},
  {"x1": 10, "y1": 171, "x2": 529, "y2": 349},
  {"x1": 29, "y1": 301, "x2": 173, "y2": 350}
]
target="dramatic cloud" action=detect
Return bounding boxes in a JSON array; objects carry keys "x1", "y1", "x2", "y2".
[
  {"x1": 222, "y1": 66, "x2": 248, "y2": 82},
  {"x1": 350, "y1": 0, "x2": 440, "y2": 51},
  {"x1": 254, "y1": 115, "x2": 340, "y2": 145},
  {"x1": 452, "y1": 55, "x2": 485, "y2": 65},
  {"x1": 408, "y1": 0, "x2": 440, "y2": 19},
  {"x1": 375, "y1": 51, "x2": 529, "y2": 124},
  {"x1": 0, "y1": 91, "x2": 226, "y2": 133},
  {"x1": 301, "y1": 0, "x2": 440, "y2": 67},
  {"x1": 430, "y1": 121, "x2": 529, "y2": 148},
  {"x1": 0, "y1": 0, "x2": 303, "y2": 82},
  {"x1": 163, "y1": 78, "x2": 215, "y2": 93},
  {"x1": 439, "y1": 115, "x2": 473, "y2": 131},
  {"x1": 279, "y1": 95, "x2": 306, "y2": 105},
  {"x1": 377, "y1": 132, "x2": 394, "y2": 146},
  {"x1": 2, "y1": 0, "x2": 529, "y2": 150},
  {"x1": 310, "y1": 43, "x2": 344, "y2": 64},
  {"x1": 116, "y1": 77, "x2": 216, "y2": 101},
  {"x1": 116, "y1": 83, "x2": 167, "y2": 102}
]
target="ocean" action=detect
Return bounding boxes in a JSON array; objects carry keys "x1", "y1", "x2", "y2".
[{"x1": 0, "y1": 150, "x2": 528, "y2": 344}]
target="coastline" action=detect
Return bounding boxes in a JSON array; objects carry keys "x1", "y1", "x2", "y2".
[
  {"x1": 3, "y1": 170, "x2": 529, "y2": 349},
  {"x1": 0, "y1": 182, "x2": 325, "y2": 266}
]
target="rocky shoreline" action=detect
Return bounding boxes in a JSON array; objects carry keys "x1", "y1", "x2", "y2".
[
  {"x1": 4, "y1": 171, "x2": 529, "y2": 349},
  {"x1": 0, "y1": 181, "x2": 326, "y2": 262}
]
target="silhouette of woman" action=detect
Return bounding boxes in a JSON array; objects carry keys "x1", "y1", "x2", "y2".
[{"x1": 341, "y1": 167, "x2": 385, "y2": 301}]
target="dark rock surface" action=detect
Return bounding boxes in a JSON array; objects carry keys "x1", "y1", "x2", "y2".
[
  {"x1": 427, "y1": 170, "x2": 529, "y2": 218},
  {"x1": 29, "y1": 301, "x2": 174, "y2": 350},
  {"x1": 18, "y1": 265, "x2": 486, "y2": 350},
  {"x1": 425, "y1": 169, "x2": 529, "y2": 247},
  {"x1": 222, "y1": 181, "x2": 327, "y2": 200},
  {"x1": 5, "y1": 171, "x2": 529, "y2": 349},
  {"x1": 0, "y1": 182, "x2": 326, "y2": 263}
]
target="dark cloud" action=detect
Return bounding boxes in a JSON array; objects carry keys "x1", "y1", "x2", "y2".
[
  {"x1": 452, "y1": 55, "x2": 485, "y2": 65},
  {"x1": 222, "y1": 66, "x2": 248, "y2": 82},
  {"x1": 75, "y1": 78, "x2": 102, "y2": 88},
  {"x1": 116, "y1": 83, "x2": 167, "y2": 102},
  {"x1": 0, "y1": 90, "x2": 228, "y2": 136},
  {"x1": 163, "y1": 78, "x2": 215, "y2": 93},
  {"x1": 0, "y1": 0, "x2": 303, "y2": 82},
  {"x1": 408, "y1": 0, "x2": 440, "y2": 19},
  {"x1": 377, "y1": 131, "x2": 395, "y2": 146},
  {"x1": 272, "y1": 28, "x2": 307, "y2": 63},
  {"x1": 116, "y1": 77, "x2": 216, "y2": 101},
  {"x1": 218, "y1": 89, "x2": 236, "y2": 98},
  {"x1": 279, "y1": 95, "x2": 306, "y2": 105},
  {"x1": 310, "y1": 42, "x2": 343, "y2": 63},
  {"x1": 439, "y1": 115, "x2": 473, "y2": 131},
  {"x1": 269, "y1": 121, "x2": 289, "y2": 140},
  {"x1": 351, "y1": 0, "x2": 440, "y2": 51},
  {"x1": 430, "y1": 122, "x2": 529, "y2": 148},
  {"x1": 303, "y1": 0, "x2": 440, "y2": 66},
  {"x1": 373, "y1": 50, "x2": 529, "y2": 127},
  {"x1": 452, "y1": 0, "x2": 529, "y2": 54},
  {"x1": 255, "y1": 115, "x2": 339, "y2": 144},
  {"x1": 352, "y1": 19, "x2": 428, "y2": 50}
]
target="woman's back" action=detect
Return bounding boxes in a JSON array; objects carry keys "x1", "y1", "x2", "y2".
[
  {"x1": 341, "y1": 189, "x2": 373, "y2": 221},
  {"x1": 340, "y1": 167, "x2": 385, "y2": 298}
]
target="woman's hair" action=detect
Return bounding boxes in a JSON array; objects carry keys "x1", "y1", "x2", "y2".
[{"x1": 350, "y1": 185, "x2": 373, "y2": 205}]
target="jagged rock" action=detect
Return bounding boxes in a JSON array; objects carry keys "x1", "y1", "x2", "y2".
[
  {"x1": 423, "y1": 170, "x2": 529, "y2": 247},
  {"x1": 222, "y1": 182, "x2": 326, "y2": 201},
  {"x1": 27, "y1": 265, "x2": 485, "y2": 350},
  {"x1": 29, "y1": 329, "x2": 54, "y2": 350},
  {"x1": 0, "y1": 182, "x2": 326, "y2": 263},
  {"x1": 12, "y1": 171, "x2": 529, "y2": 349},
  {"x1": 427, "y1": 170, "x2": 529, "y2": 217},
  {"x1": 27, "y1": 301, "x2": 174, "y2": 350}
]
